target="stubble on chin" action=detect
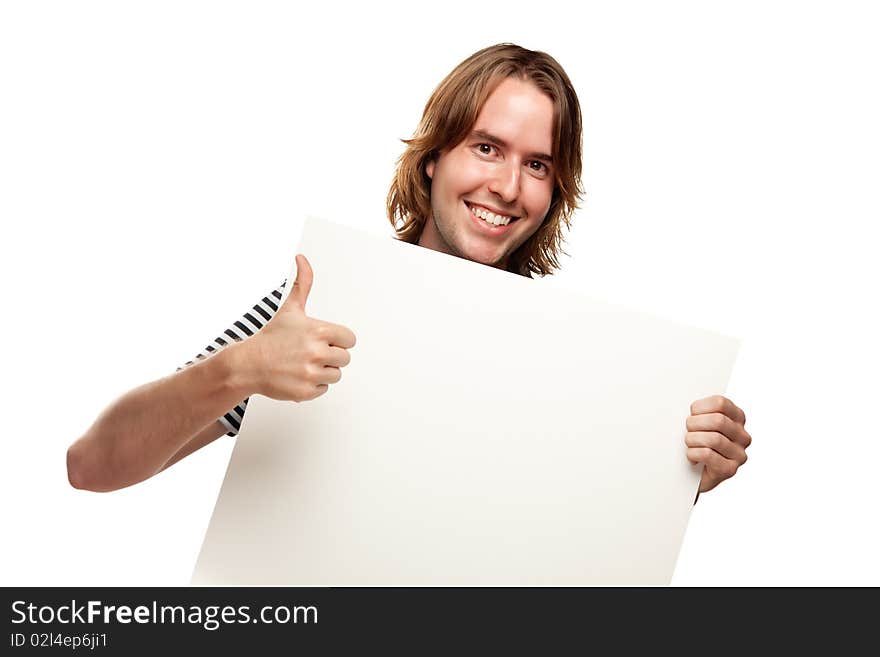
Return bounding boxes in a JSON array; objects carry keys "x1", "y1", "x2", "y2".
[
  {"x1": 428, "y1": 209, "x2": 465, "y2": 260},
  {"x1": 426, "y1": 207, "x2": 512, "y2": 270}
]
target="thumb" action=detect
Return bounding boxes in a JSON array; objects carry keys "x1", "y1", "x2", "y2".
[{"x1": 284, "y1": 254, "x2": 313, "y2": 313}]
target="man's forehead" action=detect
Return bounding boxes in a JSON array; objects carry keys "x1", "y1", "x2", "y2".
[{"x1": 469, "y1": 79, "x2": 555, "y2": 157}]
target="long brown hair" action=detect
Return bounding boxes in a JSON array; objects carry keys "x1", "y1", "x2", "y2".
[{"x1": 387, "y1": 43, "x2": 584, "y2": 277}]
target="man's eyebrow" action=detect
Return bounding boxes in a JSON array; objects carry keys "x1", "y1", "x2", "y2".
[{"x1": 470, "y1": 130, "x2": 553, "y2": 163}]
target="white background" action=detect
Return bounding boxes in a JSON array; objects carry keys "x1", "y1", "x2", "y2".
[{"x1": 1, "y1": 1, "x2": 877, "y2": 586}]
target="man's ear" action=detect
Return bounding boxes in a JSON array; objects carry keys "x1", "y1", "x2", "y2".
[{"x1": 425, "y1": 158, "x2": 435, "y2": 180}]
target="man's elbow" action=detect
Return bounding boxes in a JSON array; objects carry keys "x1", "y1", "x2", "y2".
[
  {"x1": 67, "y1": 442, "x2": 96, "y2": 491},
  {"x1": 66, "y1": 441, "x2": 121, "y2": 492}
]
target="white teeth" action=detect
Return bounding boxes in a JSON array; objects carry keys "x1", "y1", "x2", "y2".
[{"x1": 470, "y1": 204, "x2": 511, "y2": 226}]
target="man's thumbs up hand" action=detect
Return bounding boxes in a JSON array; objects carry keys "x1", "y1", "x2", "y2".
[{"x1": 237, "y1": 254, "x2": 356, "y2": 403}]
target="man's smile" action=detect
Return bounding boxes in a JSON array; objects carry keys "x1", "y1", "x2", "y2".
[{"x1": 464, "y1": 201, "x2": 521, "y2": 228}]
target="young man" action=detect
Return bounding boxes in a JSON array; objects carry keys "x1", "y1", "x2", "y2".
[{"x1": 67, "y1": 44, "x2": 751, "y2": 494}]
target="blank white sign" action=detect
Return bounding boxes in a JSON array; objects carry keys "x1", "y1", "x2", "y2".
[{"x1": 192, "y1": 217, "x2": 739, "y2": 585}]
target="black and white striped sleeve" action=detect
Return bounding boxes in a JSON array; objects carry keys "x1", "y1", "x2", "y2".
[{"x1": 177, "y1": 280, "x2": 287, "y2": 436}]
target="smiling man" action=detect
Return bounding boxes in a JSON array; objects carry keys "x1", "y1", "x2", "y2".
[
  {"x1": 419, "y1": 78, "x2": 556, "y2": 269},
  {"x1": 66, "y1": 44, "x2": 751, "y2": 497}
]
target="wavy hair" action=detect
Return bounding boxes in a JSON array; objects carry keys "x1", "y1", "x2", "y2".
[{"x1": 387, "y1": 43, "x2": 584, "y2": 277}]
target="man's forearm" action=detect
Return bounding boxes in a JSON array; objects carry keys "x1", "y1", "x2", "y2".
[{"x1": 67, "y1": 341, "x2": 257, "y2": 492}]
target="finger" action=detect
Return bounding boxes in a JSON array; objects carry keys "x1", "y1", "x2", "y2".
[
  {"x1": 284, "y1": 254, "x2": 313, "y2": 313},
  {"x1": 690, "y1": 394, "x2": 746, "y2": 426},
  {"x1": 685, "y1": 431, "x2": 748, "y2": 464},
  {"x1": 321, "y1": 322, "x2": 357, "y2": 349},
  {"x1": 686, "y1": 447, "x2": 739, "y2": 480},
  {"x1": 322, "y1": 345, "x2": 351, "y2": 368},
  {"x1": 315, "y1": 366, "x2": 342, "y2": 385},
  {"x1": 686, "y1": 412, "x2": 752, "y2": 448},
  {"x1": 307, "y1": 384, "x2": 329, "y2": 401}
]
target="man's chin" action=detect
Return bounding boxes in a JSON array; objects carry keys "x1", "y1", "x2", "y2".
[
  {"x1": 461, "y1": 249, "x2": 507, "y2": 270},
  {"x1": 449, "y1": 234, "x2": 508, "y2": 269}
]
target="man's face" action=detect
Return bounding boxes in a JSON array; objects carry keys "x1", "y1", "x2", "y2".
[{"x1": 419, "y1": 77, "x2": 556, "y2": 271}]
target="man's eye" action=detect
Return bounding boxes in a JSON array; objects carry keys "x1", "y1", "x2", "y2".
[{"x1": 529, "y1": 161, "x2": 548, "y2": 174}]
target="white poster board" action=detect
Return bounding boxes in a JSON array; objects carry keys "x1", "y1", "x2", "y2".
[{"x1": 192, "y1": 217, "x2": 739, "y2": 585}]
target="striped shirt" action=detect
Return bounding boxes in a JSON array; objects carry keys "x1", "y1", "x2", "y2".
[{"x1": 177, "y1": 280, "x2": 287, "y2": 436}]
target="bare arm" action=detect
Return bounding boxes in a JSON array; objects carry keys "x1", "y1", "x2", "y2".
[
  {"x1": 66, "y1": 342, "x2": 257, "y2": 492},
  {"x1": 66, "y1": 255, "x2": 356, "y2": 493},
  {"x1": 161, "y1": 419, "x2": 229, "y2": 472}
]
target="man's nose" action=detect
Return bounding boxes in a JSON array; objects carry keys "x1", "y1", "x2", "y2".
[{"x1": 487, "y1": 160, "x2": 521, "y2": 204}]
